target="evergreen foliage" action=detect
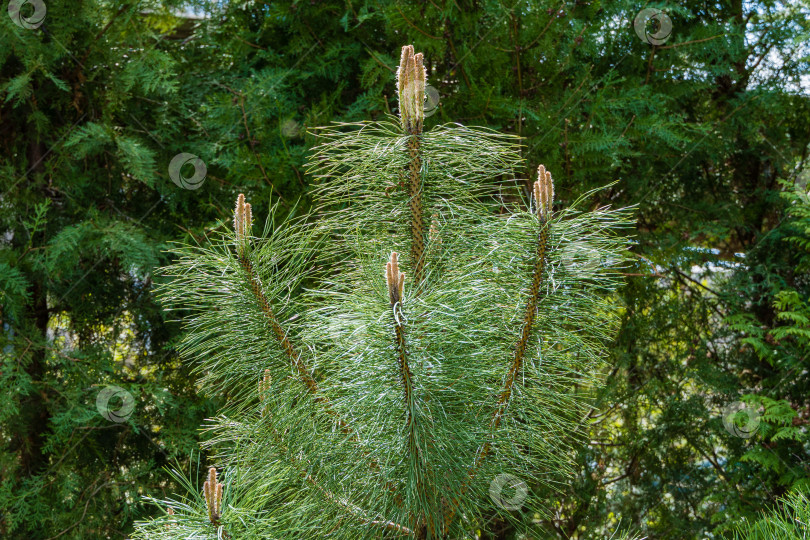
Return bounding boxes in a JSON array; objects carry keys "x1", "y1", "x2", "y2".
[
  {"x1": 133, "y1": 45, "x2": 634, "y2": 539},
  {"x1": 733, "y1": 490, "x2": 810, "y2": 539},
  {"x1": 0, "y1": 2, "x2": 224, "y2": 538},
  {"x1": 1, "y1": 0, "x2": 809, "y2": 538}
]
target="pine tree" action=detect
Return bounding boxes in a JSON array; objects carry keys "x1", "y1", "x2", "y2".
[{"x1": 134, "y1": 45, "x2": 634, "y2": 539}]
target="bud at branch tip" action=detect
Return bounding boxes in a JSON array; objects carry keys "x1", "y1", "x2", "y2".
[
  {"x1": 533, "y1": 165, "x2": 554, "y2": 219},
  {"x1": 396, "y1": 45, "x2": 427, "y2": 134},
  {"x1": 385, "y1": 252, "x2": 406, "y2": 305},
  {"x1": 203, "y1": 467, "x2": 223, "y2": 523},
  {"x1": 234, "y1": 193, "x2": 253, "y2": 255}
]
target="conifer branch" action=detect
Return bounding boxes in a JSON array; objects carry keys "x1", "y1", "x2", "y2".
[
  {"x1": 486, "y1": 164, "x2": 554, "y2": 436},
  {"x1": 386, "y1": 252, "x2": 413, "y2": 413},
  {"x1": 234, "y1": 194, "x2": 324, "y2": 399},
  {"x1": 386, "y1": 251, "x2": 430, "y2": 536},
  {"x1": 235, "y1": 195, "x2": 408, "y2": 518},
  {"x1": 443, "y1": 165, "x2": 555, "y2": 533},
  {"x1": 397, "y1": 45, "x2": 427, "y2": 289},
  {"x1": 233, "y1": 195, "x2": 372, "y2": 448}
]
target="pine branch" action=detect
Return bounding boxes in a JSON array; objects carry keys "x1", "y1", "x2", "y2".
[
  {"x1": 397, "y1": 45, "x2": 428, "y2": 289},
  {"x1": 486, "y1": 168, "x2": 553, "y2": 434},
  {"x1": 385, "y1": 252, "x2": 431, "y2": 536},
  {"x1": 443, "y1": 165, "x2": 555, "y2": 533},
  {"x1": 407, "y1": 136, "x2": 426, "y2": 289},
  {"x1": 234, "y1": 194, "x2": 409, "y2": 517},
  {"x1": 234, "y1": 195, "x2": 324, "y2": 400},
  {"x1": 386, "y1": 253, "x2": 412, "y2": 409}
]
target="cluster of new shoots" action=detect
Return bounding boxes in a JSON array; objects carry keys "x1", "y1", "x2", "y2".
[
  {"x1": 534, "y1": 164, "x2": 555, "y2": 220},
  {"x1": 396, "y1": 45, "x2": 426, "y2": 134},
  {"x1": 385, "y1": 252, "x2": 406, "y2": 308},
  {"x1": 234, "y1": 193, "x2": 253, "y2": 258},
  {"x1": 203, "y1": 467, "x2": 223, "y2": 524}
]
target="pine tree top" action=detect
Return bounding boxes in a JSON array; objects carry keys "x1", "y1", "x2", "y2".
[{"x1": 137, "y1": 45, "x2": 635, "y2": 540}]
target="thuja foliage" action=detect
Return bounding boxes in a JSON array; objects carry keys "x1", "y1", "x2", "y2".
[
  {"x1": 0, "y1": 2, "x2": 223, "y2": 537},
  {"x1": 134, "y1": 46, "x2": 633, "y2": 539}
]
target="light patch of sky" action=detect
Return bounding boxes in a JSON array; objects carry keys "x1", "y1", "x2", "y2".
[
  {"x1": 174, "y1": 6, "x2": 209, "y2": 20},
  {"x1": 744, "y1": 0, "x2": 810, "y2": 94}
]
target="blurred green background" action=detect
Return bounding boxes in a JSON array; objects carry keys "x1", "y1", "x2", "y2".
[{"x1": 1, "y1": 0, "x2": 809, "y2": 538}]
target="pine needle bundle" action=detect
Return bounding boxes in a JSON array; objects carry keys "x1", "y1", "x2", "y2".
[{"x1": 134, "y1": 45, "x2": 634, "y2": 539}]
